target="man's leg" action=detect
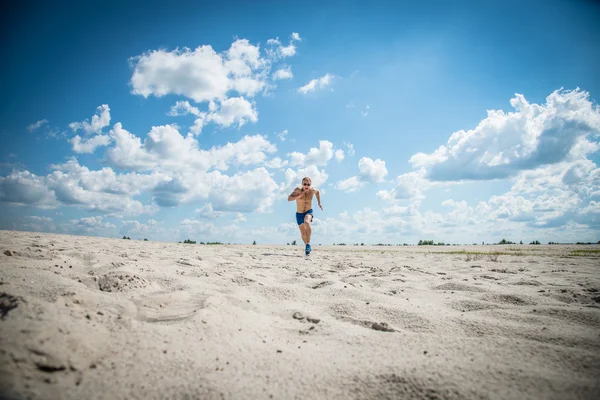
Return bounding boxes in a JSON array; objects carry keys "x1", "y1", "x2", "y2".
[
  {"x1": 298, "y1": 224, "x2": 308, "y2": 244},
  {"x1": 304, "y1": 214, "x2": 312, "y2": 244}
]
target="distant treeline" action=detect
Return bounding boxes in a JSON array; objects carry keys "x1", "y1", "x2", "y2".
[{"x1": 121, "y1": 236, "x2": 599, "y2": 246}]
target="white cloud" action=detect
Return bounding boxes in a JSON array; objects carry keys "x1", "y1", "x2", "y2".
[
  {"x1": 335, "y1": 149, "x2": 345, "y2": 162},
  {"x1": 335, "y1": 157, "x2": 388, "y2": 192},
  {"x1": 266, "y1": 33, "x2": 301, "y2": 61},
  {"x1": 206, "y1": 97, "x2": 258, "y2": 128},
  {"x1": 168, "y1": 98, "x2": 257, "y2": 134},
  {"x1": 196, "y1": 203, "x2": 226, "y2": 219},
  {"x1": 277, "y1": 129, "x2": 288, "y2": 141},
  {"x1": 71, "y1": 216, "x2": 115, "y2": 229},
  {"x1": 105, "y1": 123, "x2": 276, "y2": 173},
  {"x1": 130, "y1": 45, "x2": 231, "y2": 102},
  {"x1": 288, "y1": 140, "x2": 334, "y2": 167},
  {"x1": 273, "y1": 66, "x2": 293, "y2": 80},
  {"x1": 409, "y1": 88, "x2": 600, "y2": 182},
  {"x1": 281, "y1": 165, "x2": 329, "y2": 193},
  {"x1": 233, "y1": 213, "x2": 247, "y2": 223},
  {"x1": 0, "y1": 170, "x2": 57, "y2": 207},
  {"x1": 27, "y1": 119, "x2": 48, "y2": 132},
  {"x1": 358, "y1": 157, "x2": 387, "y2": 182},
  {"x1": 168, "y1": 101, "x2": 203, "y2": 117},
  {"x1": 70, "y1": 134, "x2": 111, "y2": 154},
  {"x1": 118, "y1": 220, "x2": 167, "y2": 240},
  {"x1": 130, "y1": 34, "x2": 300, "y2": 105},
  {"x1": 298, "y1": 74, "x2": 334, "y2": 94},
  {"x1": 335, "y1": 176, "x2": 362, "y2": 192},
  {"x1": 361, "y1": 105, "x2": 370, "y2": 117},
  {"x1": 206, "y1": 168, "x2": 279, "y2": 213},
  {"x1": 264, "y1": 157, "x2": 289, "y2": 169},
  {"x1": 345, "y1": 142, "x2": 355, "y2": 156},
  {"x1": 69, "y1": 105, "x2": 111, "y2": 135},
  {"x1": 20, "y1": 215, "x2": 56, "y2": 234},
  {"x1": 377, "y1": 170, "x2": 429, "y2": 201}
]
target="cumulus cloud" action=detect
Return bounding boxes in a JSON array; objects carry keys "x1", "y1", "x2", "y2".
[
  {"x1": 377, "y1": 170, "x2": 428, "y2": 201},
  {"x1": 345, "y1": 142, "x2": 355, "y2": 156},
  {"x1": 409, "y1": 88, "x2": 600, "y2": 182},
  {"x1": 130, "y1": 34, "x2": 300, "y2": 105},
  {"x1": 266, "y1": 33, "x2": 301, "y2": 61},
  {"x1": 281, "y1": 165, "x2": 329, "y2": 193},
  {"x1": 168, "y1": 101, "x2": 203, "y2": 117},
  {"x1": 277, "y1": 129, "x2": 288, "y2": 141},
  {"x1": 273, "y1": 66, "x2": 293, "y2": 80},
  {"x1": 70, "y1": 134, "x2": 111, "y2": 154},
  {"x1": 105, "y1": 123, "x2": 276, "y2": 172},
  {"x1": 168, "y1": 98, "x2": 257, "y2": 135},
  {"x1": 288, "y1": 140, "x2": 334, "y2": 167},
  {"x1": 335, "y1": 157, "x2": 388, "y2": 192},
  {"x1": 264, "y1": 157, "x2": 289, "y2": 169},
  {"x1": 0, "y1": 171, "x2": 56, "y2": 207},
  {"x1": 69, "y1": 105, "x2": 111, "y2": 135},
  {"x1": 335, "y1": 149, "x2": 345, "y2": 162},
  {"x1": 298, "y1": 74, "x2": 334, "y2": 94},
  {"x1": 358, "y1": 157, "x2": 387, "y2": 182},
  {"x1": 206, "y1": 97, "x2": 258, "y2": 128},
  {"x1": 27, "y1": 119, "x2": 48, "y2": 132}
]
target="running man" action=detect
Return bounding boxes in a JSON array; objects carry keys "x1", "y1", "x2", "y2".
[{"x1": 288, "y1": 177, "x2": 323, "y2": 255}]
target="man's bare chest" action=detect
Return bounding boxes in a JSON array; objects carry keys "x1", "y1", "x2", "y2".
[{"x1": 298, "y1": 191, "x2": 314, "y2": 202}]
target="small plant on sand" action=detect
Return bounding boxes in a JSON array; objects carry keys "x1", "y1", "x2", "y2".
[{"x1": 291, "y1": 240, "x2": 297, "y2": 246}]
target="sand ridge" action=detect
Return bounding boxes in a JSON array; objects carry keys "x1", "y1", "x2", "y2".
[{"x1": 1, "y1": 230, "x2": 599, "y2": 399}]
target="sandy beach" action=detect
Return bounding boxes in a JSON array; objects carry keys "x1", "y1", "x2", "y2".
[{"x1": 1, "y1": 230, "x2": 599, "y2": 400}]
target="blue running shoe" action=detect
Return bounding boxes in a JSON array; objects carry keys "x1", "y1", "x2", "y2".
[{"x1": 305, "y1": 243, "x2": 311, "y2": 255}]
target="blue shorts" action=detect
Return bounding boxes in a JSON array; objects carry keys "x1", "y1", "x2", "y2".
[{"x1": 296, "y1": 209, "x2": 313, "y2": 225}]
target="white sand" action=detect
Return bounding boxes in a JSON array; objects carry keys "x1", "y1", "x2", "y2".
[{"x1": 1, "y1": 230, "x2": 599, "y2": 400}]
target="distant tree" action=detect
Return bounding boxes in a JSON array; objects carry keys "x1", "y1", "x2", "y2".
[
  {"x1": 291, "y1": 240, "x2": 297, "y2": 246},
  {"x1": 287, "y1": 242, "x2": 290, "y2": 245},
  {"x1": 123, "y1": 236, "x2": 127, "y2": 239},
  {"x1": 520, "y1": 240, "x2": 523, "y2": 245},
  {"x1": 144, "y1": 238, "x2": 148, "y2": 241},
  {"x1": 529, "y1": 240, "x2": 540, "y2": 245},
  {"x1": 361, "y1": 243, "x2": 364, "y2": 246},
  {"x1": 253, "y1": 240, "x2": 256, "y2": 245},
  {"x1": 498, "y1": 239, "x2": 515, "y2": 245}
]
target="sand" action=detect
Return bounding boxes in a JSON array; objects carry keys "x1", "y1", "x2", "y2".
[{"x1": 1, "y1": 230, "x2": 599, "y2": 400}]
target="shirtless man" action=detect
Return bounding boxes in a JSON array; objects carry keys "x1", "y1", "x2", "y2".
[{"x1": 288, "y1": 177, "x2": 323, "y2": 255}]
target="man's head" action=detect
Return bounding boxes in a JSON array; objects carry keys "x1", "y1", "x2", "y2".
[{"x1": 302, "y1": 177, "x2": 311, "y2": 190}]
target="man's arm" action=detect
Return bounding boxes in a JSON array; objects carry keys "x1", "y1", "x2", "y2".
[
  {"x1": 315, "y1": 189, "x2": 323, "y2": 210},
  {"x1": 288, "y1": 187, "x2": 302, "y2": 202}
]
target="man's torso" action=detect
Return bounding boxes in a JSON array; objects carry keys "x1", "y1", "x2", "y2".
[{"x1": 296, "y1": 188, "x2": 316, "y2": 213}]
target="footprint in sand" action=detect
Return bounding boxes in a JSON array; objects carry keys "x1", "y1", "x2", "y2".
[
  {"x1": 433, "y1": 282, "x2": 487, "y2": 292},
  {"x1": 133, "y1": 291, "x2": 208, "y2": 323},
  {"x1": 97, "y1": 271, "x2": 159, "y2": 292}
]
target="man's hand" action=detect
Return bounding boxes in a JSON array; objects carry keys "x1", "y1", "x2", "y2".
[
  {"x1": 318, "y1": 203, "x2": 323, "y2": 211},
  {"x1": 287, "y1": 187, "x2": 302, "y2": 202}
]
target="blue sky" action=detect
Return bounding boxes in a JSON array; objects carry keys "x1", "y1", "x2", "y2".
[{"x1": 1, "y1": 0, "x2": 599, "y2": 245}]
